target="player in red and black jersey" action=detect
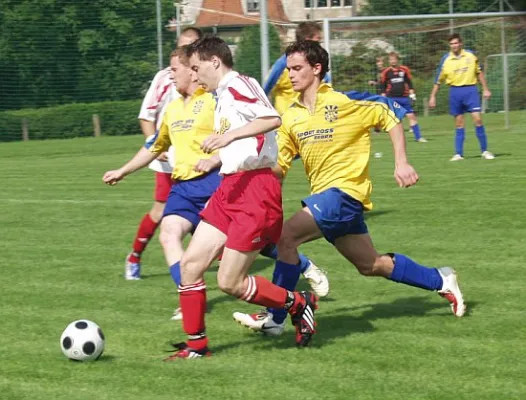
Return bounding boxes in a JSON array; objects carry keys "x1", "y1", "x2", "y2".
[{"x1": 381, "y1": 52, "x2": 427, "y2": 142}]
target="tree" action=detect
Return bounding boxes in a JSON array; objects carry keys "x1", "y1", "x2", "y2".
[{"x1": 234, "y1": 24, "x2": 282, "y2": 84}]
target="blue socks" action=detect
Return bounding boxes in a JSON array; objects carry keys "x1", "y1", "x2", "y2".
[
  {"x1": 259, "y1": 244, "x2": 311, "y2": 274},
  {"x1": 455, "y1": 128, "x2": 465, "y2": 156},
  {"x1": 269, "y1": 260, "x2": 302, "y2": 324},
  {"x1": 475, "y1": 125, "x2": 488, "y2": 152},
  {"x1": 411, "y1": 124, "x2": 422, "y2": 141},
  {"x1": 389, "y1": 254, "x2": 443, "y2": 291},
  {"x1": 170, "y1": 261, "x2": 181, "y2": 286}
]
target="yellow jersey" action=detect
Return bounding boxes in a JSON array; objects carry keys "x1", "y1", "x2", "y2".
[
  {"x1": 148, "y1": 87, "x2": 216, "y2": 181},
  {"x1": 435, "y1": 49, "x2": 481, "y2": 87},
  {"x1": 277, "y1": 84, "x2": 406, "y2": 210}
]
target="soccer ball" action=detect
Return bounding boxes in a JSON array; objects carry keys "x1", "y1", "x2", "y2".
[{"x1": 60, "y1": 320, "x2": 105, "y2": 361}]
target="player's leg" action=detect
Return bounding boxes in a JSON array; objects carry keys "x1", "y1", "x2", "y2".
[
  {"x1": 469, "y1": 111, "x2": 494, "y2": 160},
  {"x1": 125, "y1": 172, "x2": 172, "y2": 280},
  {"x1": 334, "y1": 233, "x2": 466, "y2": 317},
  {"x1": 448, "y1": 87, "x2": 465, "y2": 161},
  {"x1": 406, "y1": 112, "x2": 426, "y2": 142}
]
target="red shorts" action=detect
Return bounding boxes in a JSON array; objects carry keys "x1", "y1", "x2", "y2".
[
  {"x1": 200, "y1": 168, "x2": 283, "y2": 252},
  {"x1": 154, "y1": 172, "x2": 173, "y2": 202}
]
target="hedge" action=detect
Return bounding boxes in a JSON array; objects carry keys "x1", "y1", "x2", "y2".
[{"x1": 0, "y1": 100, "x2": 143, "y2": 142}]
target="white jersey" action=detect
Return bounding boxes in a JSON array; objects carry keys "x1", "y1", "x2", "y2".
[
  {"x1": 138, "y1": 67, "x2": 180, "y2": 173},
  {"x1": 215, "y1": 71, "x2": 280, "y2": 175}
]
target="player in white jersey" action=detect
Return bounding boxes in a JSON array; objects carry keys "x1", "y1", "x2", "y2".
[
  {"x1": 164, "y1": 36, "x2": 317, "y2": 360},
  {"x1": 124, "y1": 27, "x2": 202, "y2": 281}
]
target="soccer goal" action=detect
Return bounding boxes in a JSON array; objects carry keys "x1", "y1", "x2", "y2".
[{"x1": 322, "y1": 12, "x2": 526, "y2": 129}]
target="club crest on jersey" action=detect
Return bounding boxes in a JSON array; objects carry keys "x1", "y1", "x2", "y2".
[
  {"x1": 215, "y1": 117, "x2": 231, "y2": 135},
  {"x1": 192, "y1": 100, "x2": 204, "y2": 114},
  {"x1": 324, "y1": 105, "x2": 338, "y2": 122},
  {"x1": 398, "y1": 71, "x2": 405, "y2": 77}
]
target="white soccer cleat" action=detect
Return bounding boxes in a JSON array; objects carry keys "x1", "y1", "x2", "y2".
[
  {"x1": 124, "y1": 253, "x2": 141, "y2": 280},
  {"x1": 438, "y1": 267, "x2": 466, "y2": 317},
  {"x1": 481, "y1": 151, "x2": 495, "y2": 160},
  {"x1": 450, "y1": 154, "x2": 464, "y2": 161},
  {"x1": 232, "y1": 311, "x2": 285, "y2": 336},
  {"x1": 171, "y1": 307, "x2": 183, "y2": 321},
  {"x1": 303, "y1": 261, "x2": 329, "y2": 297},
  {"x1": 416, "y1": 137, "x2": 428, "y2": 143}
]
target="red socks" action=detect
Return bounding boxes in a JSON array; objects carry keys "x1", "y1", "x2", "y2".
[
  {"x1": 128, "y1": 213, "x2": 159, "y2": 263},
  {"x1": 179, "y1": 280, "x2": 208, "y2": 350},
  {"x1": 240, "y1": 276, "x2": 290, "y2": 309}
]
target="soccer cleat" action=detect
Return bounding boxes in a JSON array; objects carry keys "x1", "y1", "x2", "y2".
[
  {"x1": 171, "y1": 307, "x2": 183, "y2": 321},
  {"x1": 232, "y1": 311, "x2": 285, "y2": 336},
  {"x1": 289, "y1": 291, "x2": 318, "y2": 347},
  {"x1": 438, "y1": 267, "x2": 466, "y2": 317},
  {"x1": 163, "y1": 342, "x2": 211, "y2": 360},
  {"x1": 124, "y1": 253, "x2": 141, "y2": 280},
  {"x1": 416, "y1": 137, "x2": 428, "y2": 143},
  {"x1": 481, "y1": 151, "x2": 495, "y2": 160},
  {"x1": 303, "y1": 261, "x2": 329, "y2": 297},
  {"x1": 450, "y1": 154, "x2": 464, "y2": 161}
]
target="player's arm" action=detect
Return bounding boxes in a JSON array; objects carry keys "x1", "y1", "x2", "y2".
[
  {"x1": 404, "y1": 67, "x2": 416, "y2": 99},
  {"x1": 429, "y1": 54, "x2": 448, "y2": 108},
  {"x1": 263, "y1": 56, "x2": 287, "y2": 95},
  {"x1": 274, "y1": 124, "x2": 297, "y2": 182},
  {"x1": 476, "y1": 60, "x2": 491, "y2": 99},
  {"x1": 387, "y1": 124, "x2": 419, "y2": 188},
  {"x1": 380, "y1": 68, "x2": 388, "y2": 96},
  {"x1": 138, "y1": 70, "x2": 164, "y2": 139}
]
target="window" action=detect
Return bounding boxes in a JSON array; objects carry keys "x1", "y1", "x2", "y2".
[
  {"x1": 247, "y1": 0, "x2": 260, "y2": 12},
  {"x1": 344, "y1": 0, "x2": 352, "y2": 6},
  {"x1": 304, "y1": 0, "x2": 311, "y2": 7},
  {"x1": 331, "y1": 0, "x2": 341, "y2": 6},
  {"x1": 317, "y1": 0, "x2": 327, "y2": 7}
]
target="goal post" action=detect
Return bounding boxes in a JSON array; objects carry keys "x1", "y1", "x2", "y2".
[{"x1": 322, "y1": 12, "x2": 526, "y2": 129}]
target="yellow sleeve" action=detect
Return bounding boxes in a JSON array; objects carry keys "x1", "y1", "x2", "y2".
[
  {"x1": 277, "y1": 124, "x2": 298, "y2": 177},
  {"x1": 149, "y1": 116, "x2": 171, "y2": 154},
  {"x1": 475, "y1": 55, "x2": 482, "y2": 75}
]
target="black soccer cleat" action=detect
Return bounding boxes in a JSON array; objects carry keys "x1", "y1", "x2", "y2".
[{"x1": 289, "y1": 291, "x2": 318, "y2": 347}]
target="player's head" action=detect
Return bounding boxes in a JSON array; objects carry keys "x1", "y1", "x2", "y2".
[
  {"x1": 177, "y1": 27, "x2": 203, "y2": 47},
  {"x1": 188, "y1": 35, "x2": 234, "y2": 91},
  {"x1": 295, "y1": 22, "x2": 323, "y2": 42},
  {"x1": 388, "y1": 52, "x2": 399, "y2": 67},
  {"x1": 170, "y1": 45, "x2": 197, "y2": 96},
  {"x1": 285, "y1": 40, "x2": 329, "y2": 93},
  {"x1": 448, "y1": 33, "x2": 463, "y2": 54}
]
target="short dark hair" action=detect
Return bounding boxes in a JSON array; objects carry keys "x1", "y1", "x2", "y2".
[
  {"x1": 448, "y1": 33, "x2": 462, "y2": 43},
  {"x1": 188, "y1": 35, "x2": 234, "y2": 68},
  {"x1": 295, "y1": 22, "x2": 322, "y2": 42},
  {"x1": 170, "y1": 45, "x2": 192, "y2": 66},
  {"x1": 181, "y1": 26, "x2": 203, "y2": 40},
  {"x1": 285, "y1": 40, "x2": 330, "y2": 80}
]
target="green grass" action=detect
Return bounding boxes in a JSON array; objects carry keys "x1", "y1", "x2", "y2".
[{"x1": 1, "y1": 111, "x2": 526, "y2": 400}]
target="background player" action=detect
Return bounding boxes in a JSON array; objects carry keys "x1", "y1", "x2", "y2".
[
  {"x1": 428, "y1": 33, "x2": 494, "y2": 161},
  {"x1": 234, "y1": 41, "x2": 466, "y2": 335},
  {"x1": 368, "y1": 56, "x2": 385, "y2": 95},
  {"x1": 263, "y1": 21, "x2": 331, "y2": 115},
  {"x1": 381, "y1": 51, "x2": 427, "y2": 142},
  {"x1": 124, "y1": 27, "x2": 202, "y2": 280},
  {"x1": 164, "y1": 36, "x2": 317, "y2": 359}
]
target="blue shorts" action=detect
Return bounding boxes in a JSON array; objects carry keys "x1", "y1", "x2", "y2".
[
  {"x1": 302, "y1": 188, "x2": 368, "y2": 244},
  {"x1": 390, "y1": 97, "x2": 414, "y2": 114},
  {"x1": 162, "y1": 169, "x2": 222, "y2": 230},
  {"x1": 449, "y1": 85, "x2": 481, "y2": 116}
]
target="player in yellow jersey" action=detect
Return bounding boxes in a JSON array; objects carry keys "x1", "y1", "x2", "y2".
[
  {"x1": 234, "y1": 41, "x2": 466, "y2": 335},
  {"x1": 429, "y1": 33, "x2": 494, "y2": 161},
  {"x1": 103, "y1": 46, "x2": 220, "y2": 317}
]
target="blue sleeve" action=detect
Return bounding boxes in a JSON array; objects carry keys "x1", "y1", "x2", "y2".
[
  {"x1": 434, "y1": 53, "x2": 449, "y2": 84},
  {"x1": 263, "y1": 55, "x2": 287, "y2": 95},
  {"x1": 143, "y1": 131, "x2": 158, "y2": 149},
  {"x1": 343, "y1": 90, "x2": 375, "y2": 100},
  {"x1": 343, "y1": 91, "x2": 407, "y2": 120},
  {"x1": 323, "y1": 71, "x2": 332, "y2": 84}
]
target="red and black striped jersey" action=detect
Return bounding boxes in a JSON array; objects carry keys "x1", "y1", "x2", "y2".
[{"x1": 381, "y1": 66, "x2": 413, "y2": 97}]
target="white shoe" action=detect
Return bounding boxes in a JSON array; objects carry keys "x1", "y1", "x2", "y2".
[
  {"x1": 450, "y1": 154, "x2": 464, "y2": 161},
  {"x1": 232, "y1": 311, "x2": 285, "y2": 336},
  {"x1": 303, "y1": 261, "x2": 329, "y2": 297},
  {"x1": 438, "y1": 267, "x2": 466, "y2": 317},
  {"x1": 416, "y1": 137, "x2": 428, "y2": 143},
  {"x1": 124, "y1": 253, "x2": 141, "y2": 280},
  {"x1": 481, "y1": 151, "x2": 495, "y2": 160},
  {"x1": 171, "y1": 307, "x2": 183, "y2": 321}
]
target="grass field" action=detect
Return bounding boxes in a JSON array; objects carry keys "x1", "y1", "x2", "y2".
[{"x1": 1, "y1": 111, "x2": 526, "y2": 400}]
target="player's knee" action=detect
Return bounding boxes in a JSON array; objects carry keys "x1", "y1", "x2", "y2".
[
  {"x1": 276, "y1": 232, "x2": 299, "y2": 256},
  {"x1": 159, "y1": 224, "x2": 183, "y2": 249},
  {"x1": 354, "y1": 257, "x2": 386, "y2": 277},
  {"x1": 217, "y1": 274, "x2": 243, "y2": 297}
]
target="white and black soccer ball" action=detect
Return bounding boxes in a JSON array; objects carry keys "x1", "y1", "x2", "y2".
[{"x1": 60, "y1": 320, "x2": 105, "y2": 361}]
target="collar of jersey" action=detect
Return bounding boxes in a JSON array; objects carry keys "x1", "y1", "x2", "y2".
[
  {"x1": 217, "y1": 70, "x2": 239, "y2": 94},
  {"x1": 450, "y1": 49, "x2": 467, "y2": 59},
  {"x1": 292, "y1": 82, "x2": 332, "y2": 108}
]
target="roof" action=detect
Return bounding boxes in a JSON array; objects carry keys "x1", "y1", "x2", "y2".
[{"x1": 195, "y1": 0, "x2": 290, "y2": 28}]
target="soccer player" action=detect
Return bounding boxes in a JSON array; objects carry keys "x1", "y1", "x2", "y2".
[
  {"x1": 428, "y1": 33, "x2": 494, "y2": 161},
  {"x1": 381, "y1": 51, "x2": 427, "y2": 142},
  {"x1": 124, "y1": 27, "x2": 202, "y2": 280},
  {"x1": 164, "y1": 36, "x2": 317, "y2": 359},
  {"x1": 263, "y1": 21, "x2": 331, "y2": 115},
  {"x1": 233, "y1": 40, "x2": 466, "y2": 335}
]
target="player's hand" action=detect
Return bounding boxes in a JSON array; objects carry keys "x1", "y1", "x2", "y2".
[
  {"x1": 394, "y1": 163, "x2": 419, "y2": 188},
  {"x1": 368, "y1": 80, "x2": 377, "y2": 86},
  {"x1": 409, "y1": 93, "x2": 417, "y2": 101},
  {"x1": 201, "y1": 134, "x2": 234, "y2": 153},
  {"x1": 103, "y1": 170, "x2": 125, "y2": 186},
  {"x1": 483, "y1": 89, "x2": 491, "y2": 100},
  {"x1": 194, "y1": 158, "x2": 219, "y2": 173},
  {"x1": 428, "y1": 97, "x2": 436, "y2": 109},
  {"x1": 157, "y1": 152, "x2": 169, "y2": 162}
]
